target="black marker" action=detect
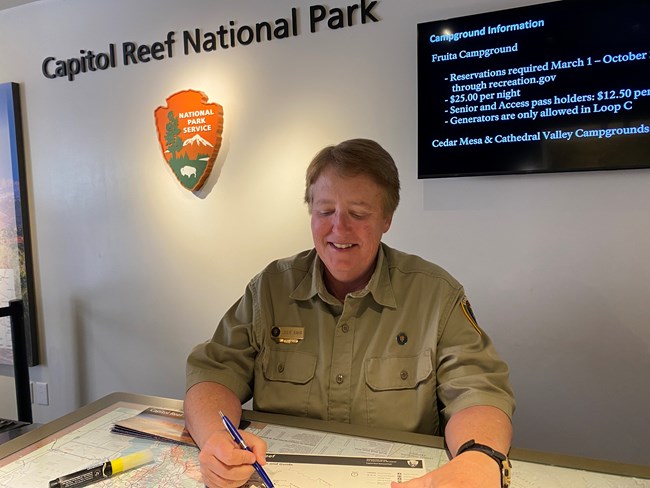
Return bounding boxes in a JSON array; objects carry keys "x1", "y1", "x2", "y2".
[{"x1": 49, "y1": 449, "x2": 153, "y2": 488}]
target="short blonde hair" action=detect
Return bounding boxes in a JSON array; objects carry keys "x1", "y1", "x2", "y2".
[{"x1": 304, "y1": 138, "x2": 400, "y2": 216}]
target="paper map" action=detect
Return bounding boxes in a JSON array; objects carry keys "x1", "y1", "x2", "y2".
[
  {"x1": 245, "y1": 455, "x2": 425, "y2": 487},
  {"x1": 0, "y1": 406, "x2": 203, "y2": 488},
  {"x1": 0, "y1": 404, "x2": 647, "y2": 487}
]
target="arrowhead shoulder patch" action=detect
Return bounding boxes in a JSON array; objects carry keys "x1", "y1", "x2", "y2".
[{"x1": 461, "y1": 296, "x2": 482, "y2": 336}]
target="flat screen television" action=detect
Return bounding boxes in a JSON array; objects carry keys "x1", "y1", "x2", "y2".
[{"x1": 417, "y1": 0, "x2": 650, "y2": 178}]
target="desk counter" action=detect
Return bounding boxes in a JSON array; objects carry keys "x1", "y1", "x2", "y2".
[{"x1": 0, "y1": 392, "x2": 647, "y2": 487}]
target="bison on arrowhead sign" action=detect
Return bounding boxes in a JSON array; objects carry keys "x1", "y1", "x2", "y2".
[{"x1": 154, "y1": 90, "x2": 224, "y2": 192}]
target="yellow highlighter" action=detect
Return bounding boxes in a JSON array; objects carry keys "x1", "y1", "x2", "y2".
[{"x1": 49, "y1": 449, "x2": 154, "y2": 488}]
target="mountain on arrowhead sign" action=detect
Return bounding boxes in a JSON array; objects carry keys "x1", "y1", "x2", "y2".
[{"x1": 154, "y1": 90, "x2": 224, "y2": 192}]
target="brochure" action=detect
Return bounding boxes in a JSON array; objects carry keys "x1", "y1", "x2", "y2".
[{"x1": 111, "y1": 406, "x2": 196, "y2": 446}]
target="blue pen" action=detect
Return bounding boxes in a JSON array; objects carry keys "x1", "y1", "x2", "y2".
[{"x1": 219, "y1": 411, "x2": 274, "y2": 488}]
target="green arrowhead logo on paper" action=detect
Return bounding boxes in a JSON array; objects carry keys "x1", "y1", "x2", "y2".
[{"x1": 154, "y1": 90, "x2": 224, "y2": 192}]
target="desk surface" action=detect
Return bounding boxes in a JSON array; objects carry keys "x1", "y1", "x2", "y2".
[{"x1": 0, "y1": 392, "x2": 647, "y2": 487}]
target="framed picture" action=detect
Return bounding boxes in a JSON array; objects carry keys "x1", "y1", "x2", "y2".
[{"x1": 0, "y1": 82, "x2": 39, "y2": 366}]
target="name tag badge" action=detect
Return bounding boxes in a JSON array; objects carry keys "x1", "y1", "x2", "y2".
[{"x1": 271, "y1": 326, "x2": 304, "y2": 344}]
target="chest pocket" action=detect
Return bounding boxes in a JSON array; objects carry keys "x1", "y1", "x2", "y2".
[
  {"x1": 256, "y1": 348, "x2": 317, "y2": 417},
  {"x1": 365, "y1": 349, "x2": 433, "y2": 390},
  {"x1": 363, "y1": 349, "x2": 437, "y2": 434},
  {"x1": 262, "y1": 349, "x2": 317, "y2": 383}
]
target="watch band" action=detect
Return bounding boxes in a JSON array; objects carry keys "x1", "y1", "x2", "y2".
[{"x1": 456, "y1": 439, "x2": 512, "y2": 488}]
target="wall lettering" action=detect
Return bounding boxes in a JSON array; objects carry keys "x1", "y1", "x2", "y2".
[{"x1": 40, "y1": 1, "x2": 381, "y2": 82}]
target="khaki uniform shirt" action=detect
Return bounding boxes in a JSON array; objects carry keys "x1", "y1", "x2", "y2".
[{"x1": 187, "y1": 243, "x2": 515, "y2": 435}]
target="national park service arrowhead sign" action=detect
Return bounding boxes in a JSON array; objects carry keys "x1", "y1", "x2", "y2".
[{"x1": 154, "y1": 90, "x2": 224, "y2": 192}]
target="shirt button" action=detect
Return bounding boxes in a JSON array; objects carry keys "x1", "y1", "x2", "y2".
[
  {"x1": 278, "y1": 363, "x2": 285, "y2": 373},
  {"x1": 336, "y1": 374, "x2": 344, "y2": 384},
  {"x1": 341, "y1": 324, "x2": 350, "y2": 333},
  {"x1": 400, "y1": 370, "x2": 409, "y2": 380}
]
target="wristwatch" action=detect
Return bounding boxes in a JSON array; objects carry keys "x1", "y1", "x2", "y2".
[{"x1": 456, "y1": 439, "x2": 512, "y2": 488}]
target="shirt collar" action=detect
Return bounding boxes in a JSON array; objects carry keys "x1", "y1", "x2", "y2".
[{"x1": 290, "y1": 244, "x2": 397, "y2": 309}]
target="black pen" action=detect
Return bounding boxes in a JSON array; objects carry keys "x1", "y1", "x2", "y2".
[
  {"x1": 219, "y1": 411, "x2": 274, "y2": 488},
  {"x1": 48, "y1": 449, "x2": 153, "y2": 488}
]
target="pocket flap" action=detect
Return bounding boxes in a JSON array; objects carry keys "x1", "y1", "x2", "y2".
[
  {"x1": 262, "y1": 349, "x2": 317, "y2": 384},
  {"x1": 365, "y1": 349, "x2": 433, "y2": 391}
]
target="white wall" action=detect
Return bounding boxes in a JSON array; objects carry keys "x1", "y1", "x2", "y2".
[{"x1": 0, "y1": 0, "x2": 648, "y2": 466}]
